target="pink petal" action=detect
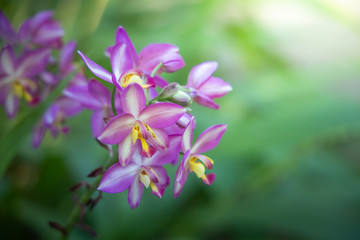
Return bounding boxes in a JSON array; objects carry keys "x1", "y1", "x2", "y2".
[
  {"x1": 139, "y1": 102, "x2": 185, "y2": 128},
  {"x1": 91, "y1": 109, "x2": 106, "y2": 137},
  {"x1": 128, "y1": 175, "x2": 144, "y2": 209},
  {"x1": 97, "y1": 113, "x2": 135, "y2": 144},
  {"x1": 114, "y1": 26, "x2": 139, "y2": 66},
  {"x1": 5, "y1": 90, "x2": 19, "y2": 118},
  {"x1": 0, "y1": 45, "x2": 16, "y2": 75},
  {"x1": 32, "y1": 123, "x2": 46, "y2": 149},
  {"x1": 88, "y1": 78, "x2": 111, "y2": 105},
  {"x1": 138, "y1": 43, "x2": 185, "y2": 73},
  {"x1": 63, "y1": 85, "x2": 100, "y2": 109},
  {"x1": 198, "y1": 77, "x2": 232, "y2": 99},
  {"x1": 181, "y1": 117, "x2": 195, "y2": 153},
  {"x1": 118, "y1": 134, "x2": 136, "y2": 167},
  {"x1": 148, "y1": 134, "x2": 181, "y2": 166},
  {"x1": 151, "y1": 166, "x2": 170, "y2": 186},
  {"x1": 110, "y1": 43, "x2": 133, "y2": 80},
  {"x1": 60, "y1": 41, "x2": 76, "y2": 75},
  {"x1": 187, "y1": 61, "x2": 218, "y2": 89},
  {"x1": 17, "y1": 49, "x2": 50, "y2": 78},
  {"x1": 145, "y1": 128, "x2": 169, "y2": 150},
  {"x1": 77, "y1": 50, "x2": 112, "y2": 83},
  {"x1": 191, "y1": 124, "x2": 227, "y2": 154},
  {"x1": 194, "y1": 93, "x2": 220, "y2": 109},
  {"x1": 202, "y1": 173, "x2": 216, "y2": 185},
  {"x1": 98, "y1": 162, "x2": 139, "y2": 193},
  {"x1": 173, "y1": 151, "x2": 190, "y2": 198},
  {"x1": 0, "y1": 11, "x2": 17, "y2": 43},
  {"x1": 120, "y1": 83, "x2": 145, "y2": 117}
]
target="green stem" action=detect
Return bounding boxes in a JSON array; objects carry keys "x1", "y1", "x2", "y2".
[
  {"x1": 150, "y1": 62, "x2": 163, "y2": 78},
  {"x1": 60, "y1": 154, "x2": 117, "y2": 240}
]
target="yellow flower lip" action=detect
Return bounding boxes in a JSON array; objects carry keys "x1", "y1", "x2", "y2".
[{"x1": 119, "y1": 70, "x2": 151, "y2": 89}]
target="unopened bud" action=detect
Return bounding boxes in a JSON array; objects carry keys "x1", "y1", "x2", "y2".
[
  {"x1": 169, "y1": 91, "x2": 192, "y2": 107},
  {"x1": 158, "y1": 82, "x2": 179, "y2": 98}
]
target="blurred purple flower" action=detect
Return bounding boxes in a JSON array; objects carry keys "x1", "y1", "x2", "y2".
[
  {"x1": 32, "y1": 96, "x2": 83, "y2": 148},
  {"x1": 98, "y1": 135, "x2": 181, "y2": 209},
  {"x1": 0, "y1": 11, "x2": 17, "y2": 43},
  {"x1": 0, "y1": 44, "x2": 50, "y2": 118},
  {"x1": 186, "y1": 62, "x2": 232, "y2": 109},
  {"x1": 174, "y1": 117, "x2": 227, "y2": 197},
  {"x1": 98, "y1": 83, "x2": 185, "y2": 166},
  {"x1": 18, "y1": 11, "x2": 64, "y2": 49}
]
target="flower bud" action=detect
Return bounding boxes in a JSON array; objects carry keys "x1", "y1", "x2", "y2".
[{"x1": 169, "y1": 91, "x2": 192, "y2": 107}]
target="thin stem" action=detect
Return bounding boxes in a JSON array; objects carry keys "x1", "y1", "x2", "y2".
[
  {"x1": 150, "y1": 62, "x2": 163, "y2": 78},
  {"x1": 60, "y1": 154, "x2": 117, "y2": 240}
]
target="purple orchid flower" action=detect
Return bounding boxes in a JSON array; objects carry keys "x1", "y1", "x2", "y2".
[
  {"x1": 98, "y1": 135, "x2": 181, "y2": 209},
  {"x1": 32, "y1": 96, "x2": 83, "y2": 148},
  {"x1": 77, "y1": 26, "x2": 185, "y2": 91},
  {"x1": 98, "y1": 83, "x2": 185, "y2": 166},
  {"x1": 186, "y1": 61, "x2": 232, "y2": 109},
  {"x1": 0, "y1": 44, "x2": 50, "y2": 118},
  {"x1": 174, "y1": 117, "x2": 227, "y2": 197},
  {"x1": 18, "y1": 11, "x2": 64, "y2": 49},
  {"x1": 63, "y1": 78, "x2": 117, "y2": 137}
]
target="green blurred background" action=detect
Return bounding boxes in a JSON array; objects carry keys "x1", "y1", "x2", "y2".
[{"x1": 1, "y1": 0, "x2": 360, "y2": 239}]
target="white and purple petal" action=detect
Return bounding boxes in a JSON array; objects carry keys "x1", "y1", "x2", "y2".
[
  {"x1": 98, "y1": 113, "x2": 135, "y2": 144},
  {"x1": 98, "y1": 162, "x2": 139, "y2": 193},
  {"x1": 77, "y1": 50, "x2": 113, "y2": 83},
  {"x1": 186, "y1": 61, "x2": 218, "y2": 89},
  {"x1": 128, "y1": 175, "x2": 144, "y2": 209},
  {"x1": 120, "y1": 83, "x2": 145, "y2": 117},
  {"x1": 0, "y1": 45, "x2": 16, "y2": 75},
  {"x1": 139, "y1": 102, "x2": 185, "y2": 128},
  {"x1": 110, "y1": 43, "x2": 133, "y2": 80},
  {"x1": 181, "y1": 117, "x2": 195, "y2": 153},
  {"x1": 118, "y1": 134, "x2": 136, "y2": 167},
  {"x1": 191, "y1": 124, "x2": 227, "y2": 154}
]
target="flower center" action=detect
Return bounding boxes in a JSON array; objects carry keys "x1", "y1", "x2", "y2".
[
  {"x1": 13, "y1": 82, "x2": 33, "y2": 102},
  {"x1": 131, "y1": 122, "x2": 157, "y2": 156},
  {"x1": 139, "y1": 167, "x2": 162, "y2": 197},
  {"x1": 120, "y1": 70, "x2": 151, "y2": 89},
  {"x1": 189, "y1": 155, "x2": 214, "y2": 179}
]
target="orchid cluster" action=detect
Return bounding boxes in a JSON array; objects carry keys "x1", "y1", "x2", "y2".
[
  {"x1": 0, "y1": 11, "x2": 89, "y2": 148},
  {"x1": 0, "y1": 10, "x2": 232, "y2": 209},
  {"x1": 75, "y1": 26, "x2": 232, "y2": 208}
]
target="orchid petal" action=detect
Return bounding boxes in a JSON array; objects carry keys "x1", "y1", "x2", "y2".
[
  {"x1": 138, "y1": 43, "x2": 185, "y2": 73},
  {"x1": 150, "y1": 184, "x2": 165, "y2": 198},
  {"x1": 173, "y1": 151, "x2": 190, "y2": 198},
  {"x1": 0, "y1": 11, "x2": 17, "y2": 43},
  {"x1": 110, "y1": 43, "x2": 133, "y2": 80},
  {"x1": 141, "y1": 165, "x2": 159, "y2": 184},
  {"x1": 5, "y1": 91, "x2": 19, "y2": 118},
  {"x1": 98, "y1": 162, "x2": 139, "y2": 193},
  {"x1": 17, "y1": 49, "x2": 50, "y2": 78},
  {"x1": 56, "y1": 97, "x2": 84, "y2": 117},
  {"x1": 77, "y1": 50, "x2": 112, "y2": 83},
  {"x1": 181, "y1": 117, "x2": 195, "y2": 153},
  {"x1": 98, "y1": 113, "x2": 135, "y2": 144},
  {"x1": 139, "y1": 102, "x2": 185, "y2": 128},
  {"x1": 187, "y1": 61, "x2": 218, "y2": 89},
  {"x1": 151, "y1": 166, "x2": 170, "y2": 186},
  {"x1": 192, "y1": 154, "x2": 213, "y2": 169},
  {"x1": 63, "y1": 85, "x2": 100, "y2": 109},
  {"x1": 88, "y1": 78, "x2": 111, "y2": 105},
  {"x1": 60, "y1": 41, "x2": 76, "y2": 75},
  {"x1": 120, "y1": 83, "x2": 145, "y2": 117},
  {"x1": 191, "y1": 124, "x2": 227, "y2": 154},
  {"x1": 148, "y1": 134, "x2": 181, "y2": 166},
  {"x1": 114, "y1": 26, "x2": 138, "y2": 65},
  {"x1": 201, "y1": 173, "x2": 216, "y2": 185},
  {"x1": 118, "y1": 134, "x2": 136, "y2": 166},
  {"x1": 145, "y1": 128, "x2": 169, "y2": 150},
  {"x1": 91, "y1": 110, "x2": 106, "y2": 137},
  {"x1": 193, "y1": 93, "x2": 219, "y2": 109},
  {"x1": 198, "y1": 77, "x2": 232, "y2": 99},
  {"x1": 0, "y1": 45, "x2": 16, "y2": 75},
  {"x1": 32, "y1": 123, "x2": 46, "y2": 149},
  {"x1": 128, "y1": 175, "x2": 144, "y2": 209}
]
